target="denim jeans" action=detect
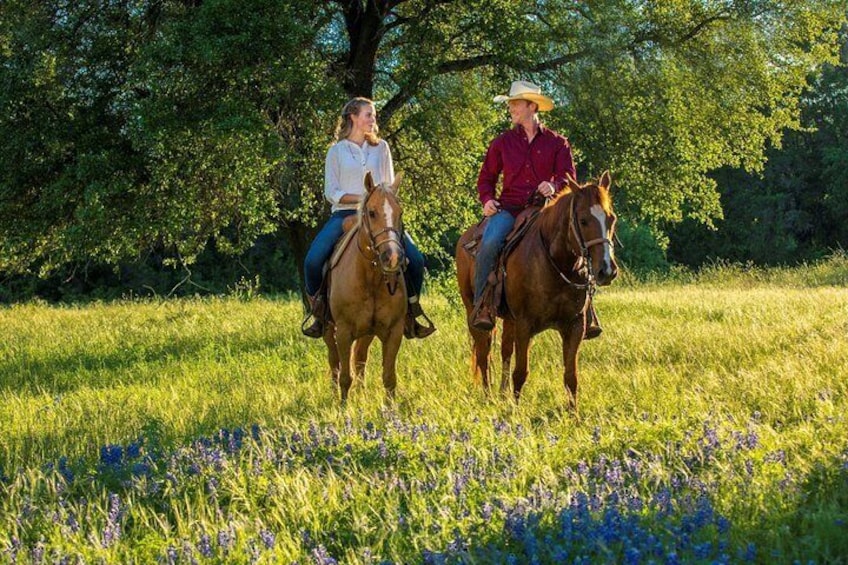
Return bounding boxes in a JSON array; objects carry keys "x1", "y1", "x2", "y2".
[
  {"x1": 304, "y1": 210, "x2": 425, "y2": 297},
  {"x1": 474, "y1": 210, "x2": 516, "y2": 302}
]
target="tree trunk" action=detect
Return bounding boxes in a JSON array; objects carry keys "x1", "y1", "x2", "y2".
[
  {"x1": 283, "y1": 221, "x2": 319, "y2": 307},
  {"x1": 340, "y1": 0, "x2": 387, "y2": 97}
]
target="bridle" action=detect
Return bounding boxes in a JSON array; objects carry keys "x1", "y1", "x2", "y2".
[
  {"x1": 540, "y1": 190, "x2": 613, "y2": 292},
  {"x1": 357, "y1": 191, "x2": 406, "y2": 295}
]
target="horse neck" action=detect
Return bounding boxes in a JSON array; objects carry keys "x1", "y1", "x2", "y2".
[{"x1": 537, "y1": 193, "x2": 580, "y2": 266}]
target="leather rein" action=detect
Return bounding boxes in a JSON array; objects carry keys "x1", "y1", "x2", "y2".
[{"x1": 539, "y1": 193, "x2": 612, "y2": 292}]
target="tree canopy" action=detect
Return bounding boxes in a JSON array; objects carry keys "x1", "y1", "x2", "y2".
[{"x1": 1, "y1": 0, "x2": 845, "y2": 283}]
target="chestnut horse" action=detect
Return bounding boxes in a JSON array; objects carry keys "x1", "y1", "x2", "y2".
[
  {"x1": 323, "y1": 172, "x2": 407, "y2": 402},
  {"x1": 455, "y1": 172, "x2": 618, "y2": 410}
]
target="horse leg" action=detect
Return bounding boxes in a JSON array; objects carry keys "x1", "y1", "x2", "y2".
[
  {"x1": 500, "y1": 320, "x2": 515, "y2": 396},
  {"x1": 353, "y1": 335, "x2": 374, "y2": 386},
  {"x1": 380, "y1": 324, "x2": 404, "y2": 399},
  {"x1": 512, "y1": 324, "x2": 530, "y2": 402},
  {"x1": 323, "y1": 323, "x2": 339, "y2": 386},
  {"x1": 335, "y1": 325, "x2": 355, "y2": 403},
  {"x1": 511, "y1": 324, "x2": 532, "y2": 402},
  {"x1": 560, "y1": 321, "x2": 584, "y2": 413},
  {"x1": 469, "y1": 327, "x2": 493, "y2": 389}
]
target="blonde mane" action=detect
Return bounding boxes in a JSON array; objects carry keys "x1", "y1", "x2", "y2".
[{"x1": 544, "y1": 180, "x2": 612, "y2": 215}]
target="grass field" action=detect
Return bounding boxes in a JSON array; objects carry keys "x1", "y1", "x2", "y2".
[{"x1": 1, "y1": 258, "x2": 847, "y2": 564}]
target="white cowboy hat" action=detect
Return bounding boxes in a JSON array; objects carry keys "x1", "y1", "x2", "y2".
[{"x1": 493, "y1": 80, "x2": 554, "y2": 112}]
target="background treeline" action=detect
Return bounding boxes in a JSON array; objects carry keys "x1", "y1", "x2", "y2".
[{"x1": 1, "y1": 1, "x2": 846, "y2": 302}]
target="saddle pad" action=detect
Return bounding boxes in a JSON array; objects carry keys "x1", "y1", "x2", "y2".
[{"x1": 329, "y1": 217, "x2": 361, "y2": 270}]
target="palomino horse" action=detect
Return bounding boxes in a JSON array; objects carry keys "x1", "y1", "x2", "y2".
[
  {"x1": 455, "y1": 172, "x2": 618, "y2": 410},
  {"x1": 323, "y1": 172, "x2": 407, "y2": 402}
]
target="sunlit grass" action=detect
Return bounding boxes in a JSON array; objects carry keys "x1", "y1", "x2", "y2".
[{"x1": 0, "y1": 262, "x2": 846, "y2": 563}]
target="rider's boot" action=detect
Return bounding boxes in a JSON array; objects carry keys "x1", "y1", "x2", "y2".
[
  {"x1": 404, "y1": 298, "x2": 436, "y2": 339},
  {"x1": 470, "y1": 290, "x2": 496, "y2": 332},
  {"x1": 302, "y1": 293, "x2": 328, "y2": 338}
]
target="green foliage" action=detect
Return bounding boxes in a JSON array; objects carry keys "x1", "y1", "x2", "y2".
[
  {"x1": 1, "y1": 0, "x2": 846, "y2": 287},
  {"x1": 613, "y1": 219, "x2": 670, "y2": 275},
  {"x1": 668, "y1": 36, "x2": 848, "y2": 267}
]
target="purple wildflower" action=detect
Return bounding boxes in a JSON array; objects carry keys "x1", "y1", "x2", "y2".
[
  {"x1": 197, "y1": 533, "x2": 213, "y2": 557},
  {"x1": 259, "y1": 529, "x2": 275, "y2": 550}
]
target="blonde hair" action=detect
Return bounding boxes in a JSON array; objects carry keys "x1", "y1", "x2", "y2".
[{"x1": 335, "y1": 97, "x2": 380, "y2": 146}]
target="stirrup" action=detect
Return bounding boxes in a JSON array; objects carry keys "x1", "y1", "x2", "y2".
[
  {"x1": 584, "y1": 324, "x2": 602, "y2": 340},
  {"x1": 403, "y1": 302, "x2": 436, "y2": 339},
  {"x1": 301, "y1": 315, "x2": 324, "y2": 338}
]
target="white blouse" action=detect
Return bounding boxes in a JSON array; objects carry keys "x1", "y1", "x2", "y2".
[{"x1": 324, "y1": 139, "x2": 395, "y2": 212}]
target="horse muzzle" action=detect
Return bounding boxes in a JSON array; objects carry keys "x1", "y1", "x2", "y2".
[
  {"x1": 379, "y1": 246, "x2": 405, "y2": 274},
  {"x1": 595, "y1": 262, "x2": 618, "y2": 286}
]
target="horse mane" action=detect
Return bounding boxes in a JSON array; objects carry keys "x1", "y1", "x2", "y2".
[
  {"x1": 356, "y1": 183, "x2": 395, "y2": 215},
  {"x1": 544, "y1": 180, "x2": 613, "y2": 215},
  {"x1": 352, "y1": 182, "x2": 396, "y2": 230}
]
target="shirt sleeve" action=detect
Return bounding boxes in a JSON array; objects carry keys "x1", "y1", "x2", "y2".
[
  {"x1": 324, "y1": 144, "x2": 344, "y2": 206},
  {"x1": 554, "y1": 138, "x2": 577, "y2": 193},
  {"x1": 381, "y1": 140, "x2": 395, "y2": 186},
  {"x1": 476, "y1": 137, "x2": 502, "y2": 205}
]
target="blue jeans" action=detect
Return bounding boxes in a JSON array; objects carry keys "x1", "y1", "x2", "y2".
[
  {"x1": 304, "y1": 211, "x2": 425, "y2": 297},
  {"x1": 474, "y1": 210, "x2": 515, "y2": 303}
]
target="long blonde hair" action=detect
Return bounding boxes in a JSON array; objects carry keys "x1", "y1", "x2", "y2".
[{"x1": 335, "y1": 97, "x2": 380, "y2": 146}]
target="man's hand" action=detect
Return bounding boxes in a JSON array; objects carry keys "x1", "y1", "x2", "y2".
[
  {"x1": 483, "y1": 199, "x2": 500, "y2": 217},
  {"x1": 537, "y1": 181, "x2": 556, "y2": 198}
]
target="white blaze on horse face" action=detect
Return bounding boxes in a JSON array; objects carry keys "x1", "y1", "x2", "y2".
[
  {"x1": 380, "y1": 197, "x2": 403, "y2": 271},
  {"x1": 382, "y1": 199, "x2": 395, "y2": 232},
  {"x1": 590, "y1": 204, "x2": 611, "y2": 268}
]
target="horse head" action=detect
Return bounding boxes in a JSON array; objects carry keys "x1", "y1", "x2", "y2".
[
  {"x1": 565, "y1": 171, "x2": 618, "y2": 286},
  {"x1": 361, "y1": 171, "x2": 405, "y2": 275}
]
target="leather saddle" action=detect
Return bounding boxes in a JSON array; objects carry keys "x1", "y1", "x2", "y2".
[{"x1": 462, "y1": 205, "x2": 543, "y2": 317}]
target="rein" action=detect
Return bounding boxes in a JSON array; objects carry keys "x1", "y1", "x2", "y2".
[
  {"x1": 357, "y1": 196, "x2": 406, "y2": 296},
  {"x1": 539, "y1": 193, "x2": 611, "y2": 292}
]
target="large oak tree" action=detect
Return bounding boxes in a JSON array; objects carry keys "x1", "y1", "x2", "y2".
[{"x1": 1, "y1": 0, "x2": 845, "y2": 284}]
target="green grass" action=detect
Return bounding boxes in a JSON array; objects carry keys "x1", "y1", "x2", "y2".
[{"x1": 1, "y1": 260, "x2": 847, "y2": 563}]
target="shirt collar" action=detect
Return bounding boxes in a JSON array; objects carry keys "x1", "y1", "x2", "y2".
[{"x1": 512, "y1": 122, "x2": 547, "y2": 140}]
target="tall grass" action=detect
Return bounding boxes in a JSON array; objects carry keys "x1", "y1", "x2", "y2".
[{"x1": 0, "y1": 261, "x2": 846, "y2": 563}]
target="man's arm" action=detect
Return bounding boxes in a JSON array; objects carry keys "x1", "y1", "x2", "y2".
[
  {"x1": 553, "y1": 138, "x2": 576, "y2": 193},
  {"x1": 477, "y1": 137, "x2": 502, "y2": 209}
]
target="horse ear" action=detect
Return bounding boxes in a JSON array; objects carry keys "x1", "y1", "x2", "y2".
[
  {"x1": 599, "y1": 170, "x2": 612, "y2": 190},
  {"x1": 364, "y1": 171, "x2": 376, "y2": 194},
  {"x1": 565, "y1": 173, "x2": 581, "y2": 192},
  {"x1": 390, "y1": 172, "x2": 403, "y2": 195}
]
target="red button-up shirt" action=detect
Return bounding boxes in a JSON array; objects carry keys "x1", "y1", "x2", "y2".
[{"x1": 477, "y1": 125, "x2": 576, "y2": 215}]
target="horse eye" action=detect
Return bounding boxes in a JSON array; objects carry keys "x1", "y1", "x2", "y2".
[
  {"x1": 580, "y1": 219, "x2": 589, "y2": 227},
  {"x1": 368, "y1": 210, "x2": 376, "y2": 219}
]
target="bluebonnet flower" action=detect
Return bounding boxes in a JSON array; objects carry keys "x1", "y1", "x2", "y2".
[
  {"x1": 493, "y1": 418, "x2": 509, "y2": 434},
  {"x1": 765, "y1": 450, "x2": 787, "y2": 465},
  {"x1": 311, "y1": 544, "x2": 338, "y2": 564},
  {"x1": 31, "y1": 540, "x2": 45, "y2": 565},
  {"x1": 100, "y1": 445, "x2": 123, "y2": 468},
  {"x1": 57, "y1": 457, "x2": 74, "y2": 484},
  {"x1": 259, "y1": 529, "x2": 275, "y2": 550},
  {"x1": 101, "y1": 493, "x2": 123, "y2": 548},
  {"x1": 217, "y1": 528, "x2": 233, "y2": 553},
  {"x1": 126, "y1": 441, "x2": 142, "y2": 459},
  {"x1": 422, "y1": 549, "x2": 446, "y2": 565},
  {"x1": 481, "y1": 502, "x2": 494, "y2": 520},
  {"x1": 165, "y1": 545, "x2": 178, "y2": 565},
  {"x1": 197, "y1": 533, "x2": 213, "y2": 558}
]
